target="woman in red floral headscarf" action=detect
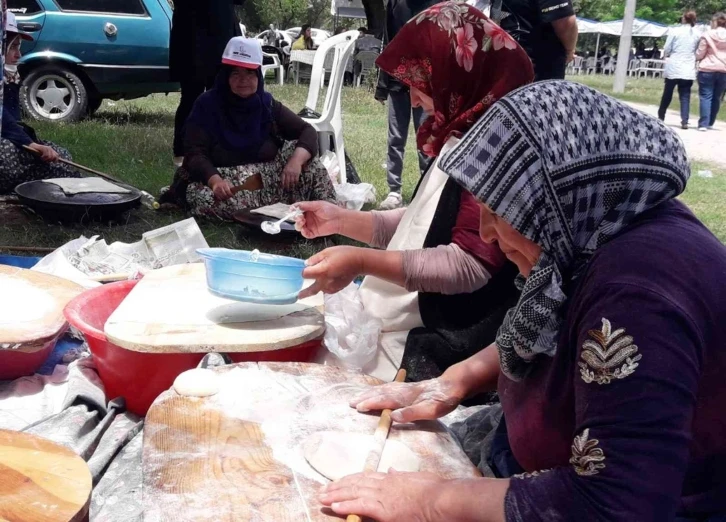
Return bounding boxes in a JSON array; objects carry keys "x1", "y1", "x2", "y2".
[{"x1": 296, "y1": 3, "x2": 533, "y2": 384}]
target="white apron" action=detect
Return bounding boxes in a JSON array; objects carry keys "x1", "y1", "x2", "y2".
[{"x1": 358, "y1": 138, "x2": 459, "y2": 381}]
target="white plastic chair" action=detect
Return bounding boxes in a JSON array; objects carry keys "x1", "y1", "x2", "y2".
[
  {"x1": 302, "y1": 30, "x2": 359, "y2": 184},
  {"x1": 262, "y1": 51, "x2": 285, "y2": 85},
  {"x1": 585, "y1": 57, "x2": 597, "y2": 74},
  {"x1": 354, "y1": 50, "x2": 379, "y2": 87}
]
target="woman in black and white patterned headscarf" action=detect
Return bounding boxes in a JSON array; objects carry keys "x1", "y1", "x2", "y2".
[{"x1": 319, "y1": 81, "x2": 726, "y2": 522}]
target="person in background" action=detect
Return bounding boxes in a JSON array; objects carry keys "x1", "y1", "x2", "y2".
[
  {"x1": 696, "y1": 12, "x2": 726, "y2": 131},
  {"x1": 358, "y1": 26, "x2": 368, "y2": 38},
  {"x1": 334, "y1": 26, "x2": 346, "y2": 35},
  {"x1": 658, "y1": 11, "x2": 699, "y2": 129},
  {"x1": 292, "y1": 25, "x2": 314, "y2": 50},
  {"x1": 296, "y1": 4, "x2": 533, "y2": 382},
  {"x1": 263, "y1": 24, "x2": 279, "y2": 47},
  {"x1": 170, "y1": 0, "x2": 243, "y2": 168},
  {"x1": 159, "y1": 38, "x2": 335, "y2": 220},
  {"x1": 376, "y1": 0, "x2": 437, "y2": 210},
  {"x1": 0, "y1": 13, "x2": 80, "y2": 194},
  {"x1": 499, "y1": 0, "x2": 578, "y2": 80}
]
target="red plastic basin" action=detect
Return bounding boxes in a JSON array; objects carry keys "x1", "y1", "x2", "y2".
[
  {"x1": 0, "y1": 333, "x2": 62, "y2": 380},
  {"x1": 64, "y1": 279, "x2": 321, "y2": 416}
]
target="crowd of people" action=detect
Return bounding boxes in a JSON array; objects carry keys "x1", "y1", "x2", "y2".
[
  {"x1": 659, "y1": 10, "x2": 726, "y2": 130},
  {"x1": 0, "y1": 1, "x2": 725, "y2": 519}
]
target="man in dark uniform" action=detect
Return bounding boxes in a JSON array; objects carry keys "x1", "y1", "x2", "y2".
[
  {"x1": 375, "y1": 0, "x2": 436, "y2": 210},
  {"x1": 498, "y1": 0, "x2": 578, "y2": 80},
  {"x1": 169, "y1": 0, "x2": 244, "y2": 165}
]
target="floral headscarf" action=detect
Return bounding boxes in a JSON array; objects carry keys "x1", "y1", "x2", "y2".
[{"x1": 376, "y1": 2, "x2": 534, "y2": 157}]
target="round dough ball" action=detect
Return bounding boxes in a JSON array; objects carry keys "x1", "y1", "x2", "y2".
[
  {"x1": 173, "y1": 368, "x2": 220, "y2": 397},
  {"x1": 303, "y1": 430, "x2": 420, "y2": 481}
]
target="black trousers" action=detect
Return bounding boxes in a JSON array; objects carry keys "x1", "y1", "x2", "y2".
[
  {"x1": 658, "y1": 78, "x2": 693, "y2": 126},
  {"x1": 173, "y1": 75, "x2": 216, "y2": 157}
]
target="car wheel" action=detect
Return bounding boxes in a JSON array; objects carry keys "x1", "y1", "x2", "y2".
[{"x1": 21, "y1": 65, "x2": 88, "y2": 123}]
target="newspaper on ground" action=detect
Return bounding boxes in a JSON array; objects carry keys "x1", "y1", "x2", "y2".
[{"x1": 32, "y1": 218, "x2": 208, "y2": 287}]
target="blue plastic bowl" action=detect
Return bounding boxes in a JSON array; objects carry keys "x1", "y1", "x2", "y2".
[{"x1": 196, "y1": 248, "x2": 305, "y2": 305}]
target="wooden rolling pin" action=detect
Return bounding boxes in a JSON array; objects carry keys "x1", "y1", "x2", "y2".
[
  {"x1": 347, "y1": 368, "x2": 407, "y2": 522},
  {"x1": 22, "y1": 144, "x2": 160, "y2": 209}
]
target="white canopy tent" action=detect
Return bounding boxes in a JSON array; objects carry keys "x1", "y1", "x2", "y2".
[{"x1": 576, "y1": 17, "x2": 668, "y2": 62}]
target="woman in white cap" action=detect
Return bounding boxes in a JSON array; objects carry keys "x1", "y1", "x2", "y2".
[
  {"x1": 0, "y1": 12, "x2": 81, "y2": 194},
  {"x1": 160, "y1": 37, "x2": 335, "y2": 220}
]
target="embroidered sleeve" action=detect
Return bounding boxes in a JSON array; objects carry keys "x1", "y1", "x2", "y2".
[{"x1": 504, "y1": 283, "x2": 702, "y2": 522}]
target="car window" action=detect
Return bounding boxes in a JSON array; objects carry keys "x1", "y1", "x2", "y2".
[
  {"x1": 8, "y1": 0, "x2": 44, "y2": 15},
  {"x1": 54, "y1": 0, "x2": 146, "y2": 15}
]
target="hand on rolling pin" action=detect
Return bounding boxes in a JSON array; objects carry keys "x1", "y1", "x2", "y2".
[
  {"x1": 300, "y1": 246, "x2": 362, "y2": 299},
  {"x1": 28, "y1": 143, "x2": 59, "y2": 163},
  {"x1": 294, "y1": 201, "x2": 343, "y2": 239},
  {"x1": 208, "y1": 174, "x2": 234, "y2": 201},
  {"x1": 350, "y1": 378, "x2": 464, "y2": 423},
  {"x1": 319, "y1": 469, "x2": 447, "y2": 522}
]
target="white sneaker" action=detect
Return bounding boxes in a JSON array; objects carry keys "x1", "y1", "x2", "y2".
[
  {"x1": 698, "y1": 127, "x2": 708, "y2": 132},
  {"x1": 173, "y1": 156, "x2": 184, "y2": 167},
  {"x1": 708, "y1": 126, "x2": 716, "y2": 130},
  {"x1": 378, "y1": 192, "x2": 403, "y2": 210}
]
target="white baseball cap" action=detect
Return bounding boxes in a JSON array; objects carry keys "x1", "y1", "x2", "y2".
[
  {"x1": 222, "y1": 37, "x2": 262, "y2": 69},
  {"x1": 5, "y1": 12, "x2": 34, "y2": 41}
]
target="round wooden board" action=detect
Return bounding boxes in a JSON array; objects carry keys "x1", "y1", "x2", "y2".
[
  {"x1": 104, "y1": 264, "x2": 325, "y2": 354},
  {"x1": 0, "y1": 266, "x2": 83, "y2": 349},
  {"x1": 142, "y1": 362, "x2": 479, "y2": 522},
  {"x1": 0, "y1": 429, "x2": 92, "y2": 522}
]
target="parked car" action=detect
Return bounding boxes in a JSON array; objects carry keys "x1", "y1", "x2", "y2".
[
  {"x1": 285, "y1": 27, "x2": 331, "y2": 48},
  {"x1": 9, "y1": 0, "x2": 178, "y2": 123}
]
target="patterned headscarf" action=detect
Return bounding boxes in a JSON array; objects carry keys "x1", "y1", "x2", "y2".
[
  {"x1": 376, "y1": 2, "x2": 533, "y2": 158},
  {"x1": 441, "y1": 81, "x2": 691, "y2": 380}
]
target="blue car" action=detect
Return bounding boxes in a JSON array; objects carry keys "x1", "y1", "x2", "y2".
[{"x1": 9, "y1": 0, "x2": 179, "y2": 122}]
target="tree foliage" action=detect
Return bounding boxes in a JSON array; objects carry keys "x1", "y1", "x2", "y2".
[{"x1": 575, "y1": 0, "x2": 723, "y2": 25}]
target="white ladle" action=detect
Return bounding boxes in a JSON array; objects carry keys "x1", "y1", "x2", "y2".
[{"x1": 261, "y1": 208, "x2": 303, "y2": 235}]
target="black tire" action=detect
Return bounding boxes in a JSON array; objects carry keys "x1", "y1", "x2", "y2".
[
  {"x1": 87, "y1": 94, "x2": 103, "y2": 116},
  {"x1": 21, "y1": 64, "x2": 88, "y2": 123}
]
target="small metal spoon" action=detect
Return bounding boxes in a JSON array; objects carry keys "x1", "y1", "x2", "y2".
[{"x1": 261, "y1": 208, "x2": 303, "y2": 235}]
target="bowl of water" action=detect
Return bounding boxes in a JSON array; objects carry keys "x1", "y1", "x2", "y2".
[{"x1": 196, "y1": 248, "x2": 306, "y2": 305}]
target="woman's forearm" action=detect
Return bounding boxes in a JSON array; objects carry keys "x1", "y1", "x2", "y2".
[
  {"x1": 441, "y1": 343, "x2": 501, "y2": 398},
  {"x1": 335, "y1": 209, "x2": 377, "y2": 244},
  {"x1": 434, "y1": 478, "x2": 509, "y2": 522},
  {"x1": 290, "y1": 146, "x2": 312, "y2": 166},
  {"x1": 359, "y1": 248, "x2": 406, "y2": 287}
]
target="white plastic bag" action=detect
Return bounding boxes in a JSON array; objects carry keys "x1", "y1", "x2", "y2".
[
  {"x1": 335, "y1": 182, "x2": 377, "y2": 211},
  {"x1": 320, "y1": 150, "x2": 341, "y2": 184},
  {"x1": 323, "y1": 283, "x2": 382, "y2": 370}
]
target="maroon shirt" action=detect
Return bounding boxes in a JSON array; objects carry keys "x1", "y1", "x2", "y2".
[{"x1": 501, "y1": 200, "x2": 726, "y2": 521}]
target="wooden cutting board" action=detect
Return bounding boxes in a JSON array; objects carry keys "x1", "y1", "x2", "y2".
[
  {"x1": 142, "y1": 362, "x2": 479, "y2": 522},
  {"x1": 104, "y1": 264, "x2": 324, "y2": 353},
  {"x1": 0, "y1": 266, "x2": 83, "y2": 352},
  {"x1": 0, "y1": 429, "x2": 92, "y2": 522}
]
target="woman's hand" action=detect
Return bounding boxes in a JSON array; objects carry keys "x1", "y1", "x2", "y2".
[
  {"x1": 319, "y1": 470, "x2": 447, "y2": 522},
  {"x1": 208, "y1": 174, "x2": 234, "y2": 201},
  {"x1": 294, "y1": 201, "x2": 344, "y2": 239},
  {"x1": 350, "y1": 377, "x2": 465, "y2": 423},
  {"x1": 28, "y1": 143, "x2": 59, "y2": 163},
  {"x1": 281, "y1": 158, "x2": 302, "y2": 190},
  {"x1": 300, "y1": 246, "x2": 363, "y2": 298}
]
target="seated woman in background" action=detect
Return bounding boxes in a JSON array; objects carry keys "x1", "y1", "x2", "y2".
[
  {"x1": 296, "y1": 4, "x2": 534, "y2": 382},
  {"x1": 160, "y1": 37, "x2": 335, "y2": 220},
  {"x1": 291, "y1": 25, "x2": 314, "y2": 50},
  {"x1": 0, "y1": 12, "x2": 80, "y2": 194},
  {"x1": 321, "y1": 82, "x2": 726, "y2": 522}
]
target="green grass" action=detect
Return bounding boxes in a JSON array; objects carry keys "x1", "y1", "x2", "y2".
[
  {"x1": 569, "y1": 74, "x2": 726, "y2": 122},
  {"x1": 0, "y1": 80, "x2": 723, "y2": 257}
]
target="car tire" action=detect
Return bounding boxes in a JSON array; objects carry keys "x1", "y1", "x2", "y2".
[
  {"x1": 87, "y1": 95, "x2": 103, "y2": 116},
  {"x1": 21, "y1": 65, "x2": 88, "y2": 123}
]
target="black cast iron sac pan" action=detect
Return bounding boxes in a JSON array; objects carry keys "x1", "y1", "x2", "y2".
[{"x1": 15, "y1": 180, "x2": 141, "y2": 223}]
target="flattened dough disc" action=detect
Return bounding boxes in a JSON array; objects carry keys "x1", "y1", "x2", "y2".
[
  {"x1": 303, "y1": 430, "x2": 420, "y2": 481},
  {"x1": 173, "y1": 368, "x2": 220, "y2": 397}
]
